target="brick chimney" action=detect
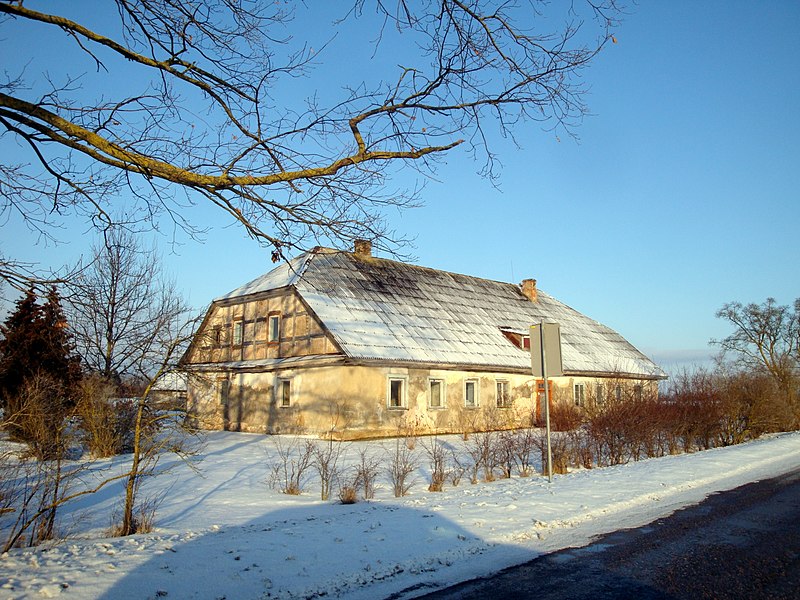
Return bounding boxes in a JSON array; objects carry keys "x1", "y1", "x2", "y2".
[
  {"x1": 520, "y1": 278, "x2": 537, "y2": 302},
  {"x1": 354, "y1": 239, "x2": 372, "y2": 257}
]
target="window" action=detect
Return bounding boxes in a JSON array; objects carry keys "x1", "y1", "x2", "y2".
[
  {"x1": 595, "y1": 383, "x2": 605, "y2": 405},
  {"x1": 279, "y1": 379, "x2": 291, "y2": 407},
  {"x1": 464, "y1": 379, "x2": 479, "y2": 408},
  {"x1": 232, "y1": 320, "x2": 243, "y2": 346},
  {"x1": 388, "y1": 377, "x2": 406, "y2": 409},
  {"x1": 211, "y1": 325, "x2": 222, "y2": 347},
  {"x1": 268, "y1": 314, "x2": 281, "y2": 342},
  {"x1": 496, "y1": 380, "x2": 511, "y2": 408},
  {"x1": 615, "y1": 385, "x2": 622, "y2": 402},
  {"x1": 634, "y1": 384, "x2": 643, "y2": 401},
  {"x1": 429, "y1": 379, "x2": 445, "y2": 409},
  {"x1": 522, "y1": 335, "x2": 531, "y2": 350},
  {"x1": 574, "y1": 383, "x2": 585, "y2": 407}
]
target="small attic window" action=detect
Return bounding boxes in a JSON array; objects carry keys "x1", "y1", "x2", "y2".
[
  {"x1": 268, "y1": 313, "x2": 280, "y2": 343},
  {"x1": 500, "y1": 327, "x2": 529, "y2": 350},
  {"x1": 232, "y1": 320, "x2": 243, "y2": 346},
  {"x1": 211, "y1": 325, "x2": 222, "y2": 347}
]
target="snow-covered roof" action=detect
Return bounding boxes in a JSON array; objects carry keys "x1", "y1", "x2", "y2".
[
  {"x1": 152, "y1": 371, "x2": 188, "y2": 392},
  {"x1": 217, "y1": 253, "x2": 312, "y2": 300},
  {"x1": 220, "y1": 249, "x2": 665, "y2": 378}
]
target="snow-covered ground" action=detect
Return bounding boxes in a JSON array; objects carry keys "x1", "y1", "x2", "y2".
[{"x1": 2, "y1": 430, "x2": 800, "y2": 600}]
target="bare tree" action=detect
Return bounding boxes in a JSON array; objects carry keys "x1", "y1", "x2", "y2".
[
  {"x1": 116, "y1": 321, "x2": 201, "y2": 536},
  {"x1": 64, "y1": 227, "x2": 189, "y2": 384},
  {"x1": 1, "y1": 1, "x2": 620, "y2": 284},
  {"x1": 713, "y1": 298, "x2": 799, "y2": 425}
]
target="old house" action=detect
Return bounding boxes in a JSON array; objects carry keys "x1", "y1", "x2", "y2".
[{"x1": 182, "y1": 242, "x2": 665, "y2": 438}]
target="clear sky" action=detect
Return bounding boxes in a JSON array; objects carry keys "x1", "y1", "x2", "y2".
[{"x1": 2, "y1": 1, "x2": 799, "y2": 374}]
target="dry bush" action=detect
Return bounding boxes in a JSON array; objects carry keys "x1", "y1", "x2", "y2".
[
  {"x1": 422, "y1": 437, "x2": 448, "y2": 492},
  {"x1": 462, "y1": 431, "x2": 498, "y2": 483},
  {"x1": 495, "y1": 430, "x2": 517, "y2": 479},
  {"x1": 268, "y1": 437, "x2": 314, "y2": 495},
  {"x1": 337, "y1": 484, "x2": 359, "y2": 505},
  {"x1": 511, "y1": 428, "x2": 538, "y2": 476},
  {"x1": 354, "y1": 448, "x2": 381, "y2": 500},
  {"x1": 5, "y1": 374, "x2": 70, "y2": 461},
  {"x1": 548, "y1": 401, "x2": 583, "y2": 432},
  {"x1": 449, "y1": 448, "x2": 466, "y2": 486},
  {"x1": 311, "y1": 439, "x2": 347, "y2": 501},
  {"x1": 585, "y1": 401, "x2": 631, "y2": 467},
  {"x1": 76, "y1": 374, "x2": 136, "y2": 458},
  {"x1": 533, "y1": 429, "x2": 572, "y2": 476},
  {"x1": 385, "y1": 438, "x2": 417, "y2": 497},
  {"x1": 567, "y1": 429, "x2": 594, "y2": 469},
  {"x1": 664, "y1": 369, "x2": 725, "y2": 452},
  {"x1": 336, "y1": 466, "x2": 360, "y2": 504},
  {"x1": 109, "y1": 493, "x2": 161, "y2": 536}
]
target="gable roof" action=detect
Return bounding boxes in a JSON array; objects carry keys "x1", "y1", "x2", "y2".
[{"x1": 219, "y1": 249, "x2": 666, "y2": 379}]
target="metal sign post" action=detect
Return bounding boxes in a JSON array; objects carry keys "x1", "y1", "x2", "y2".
[{"x1": 531, "y1": 322, "x2": 562, "y2": 484}]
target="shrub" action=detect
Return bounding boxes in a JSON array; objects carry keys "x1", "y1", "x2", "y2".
[
  {"x1": 311, "y1": 438, "x2": 346, "y2": 501},
  {"x1": 338, "y1": 485, "x2": 359, "y2": 504},
  {"x1": 354, "y1": 448, "x2": 381, "y2": 500},
  {"x1": 548, "y1": 401, "x2": 583, "y2": 432},
  {"x1": 422, "y1": 437, "x2": 447, "y2": 492},
  {"x1": 76, "y1": 374, "x2": 137, "y2": 457},
  {"x1": 268, "y1": 437, "x2": 314, "y2": 495},
  {"x1": 512, "y1": 428, "x2": 538, "y2": 477},
  {"x1": 4, "y1": 373, "x2": 70, "y2": 461},
  {"x1": 385, "y1": 438, "x2": 417, "y2": 497}
]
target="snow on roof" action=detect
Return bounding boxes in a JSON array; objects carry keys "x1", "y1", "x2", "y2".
[
  {"x1": 219, "y1": 249, "x2": 666, "y2": 378},
  {"x1": 152, "y1": 371, "x2": 188, "y2": 391},
  {"x1": 216, "y1": 251, "x2": 316, "y2": 300}
]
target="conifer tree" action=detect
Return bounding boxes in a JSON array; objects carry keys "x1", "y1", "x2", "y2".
[
  {"x1": 40, "y1": 287, "x2": 82, "y2": 407},
  {"x1": 0, "y1": 287, "x2": 81, "y2": 447},
  {"x1": 0, "y1": 288, "x2": 43, "y2": 417}
]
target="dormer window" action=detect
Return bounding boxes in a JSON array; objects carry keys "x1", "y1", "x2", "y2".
[{"x1": 499, "y1": 327, "x2": 529, "y2": 350}]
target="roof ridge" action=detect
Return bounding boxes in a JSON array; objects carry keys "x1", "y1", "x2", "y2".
[{"x1": 327, "y1": 248, "x2": 537, "y2": 291}]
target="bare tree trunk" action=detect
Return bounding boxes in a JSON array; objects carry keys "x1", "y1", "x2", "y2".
[{"x1": 121, "y1": 396, "x2": 147, "y2": 536}]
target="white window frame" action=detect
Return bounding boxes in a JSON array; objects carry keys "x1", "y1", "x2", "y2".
[
  {"x1": 387, "y1": 376, "x2": 407, "y2": 409},
  {"x1": 595, "y1": 383, "x2": 605, "y2": 405},
  {"x1": 464, "y1": 378, "x2": 479, "y2": 408},
  {"x1": 574, "y1": 382, "x2": 585, "y2": 407},
  {"x1": 496, "y1": 379, "x2": 511, "y2": 408},
  {"x1": 268, "y1": 314, "x2": 281, "y2": 343},
  {"x1": 428, "y1": 378, "x2": 445, "y2": 409}
]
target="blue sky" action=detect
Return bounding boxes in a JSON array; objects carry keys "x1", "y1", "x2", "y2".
[{"x1": 2, "y1": 2, "x2": 799, "y2": 373}]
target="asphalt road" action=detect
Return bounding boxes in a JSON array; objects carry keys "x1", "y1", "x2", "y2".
[{"x1": 413, "y1": 468, "x2": 800, "y2": 600}]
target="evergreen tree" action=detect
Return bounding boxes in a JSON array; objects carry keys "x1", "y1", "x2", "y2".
[
  {"x1": 40, "y1": 287, "x2": 82, "y2": 407},
  {"x1": 0, "y1": 287, "x2": 43, "y2": 414},
  {"x1": 0, "y1": 287, "x2": 81, "y2": 447}
]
